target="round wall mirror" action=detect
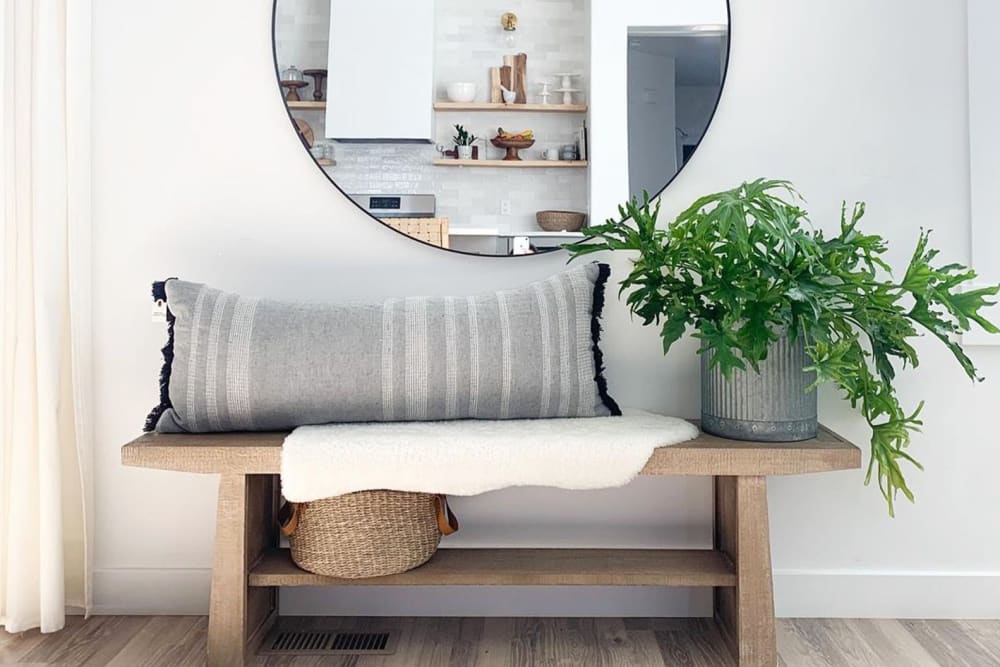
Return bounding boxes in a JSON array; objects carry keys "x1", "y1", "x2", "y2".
[{"x1": 272, "y1": 0, "x2": 729, "y2": 256}]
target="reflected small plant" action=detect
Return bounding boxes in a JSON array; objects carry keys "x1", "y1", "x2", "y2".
[{"x1": 453, "y1": 125, "x2": 476, "y2": 146}]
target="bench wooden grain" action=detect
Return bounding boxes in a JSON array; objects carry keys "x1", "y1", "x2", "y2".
[{"x1": 122, "y1": 424, "x2": 860, "y2": 667}]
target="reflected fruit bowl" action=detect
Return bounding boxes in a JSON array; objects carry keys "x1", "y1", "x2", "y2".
[{"x1": 491, "y1": 137, "x2": 535, "y2": 161}]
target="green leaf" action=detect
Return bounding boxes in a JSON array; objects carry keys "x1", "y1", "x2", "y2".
[{"x1": 660, "y1": 314, "x2": 690, "y2": 355}]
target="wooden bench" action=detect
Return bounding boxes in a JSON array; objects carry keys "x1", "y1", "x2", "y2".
[{"x1": 121, "y1": 425, "x2": 860, "y2": 666}]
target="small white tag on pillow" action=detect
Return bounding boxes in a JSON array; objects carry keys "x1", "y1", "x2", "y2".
[{"x1": 151, "y1": 299, "x2": 167, "y2": 323}]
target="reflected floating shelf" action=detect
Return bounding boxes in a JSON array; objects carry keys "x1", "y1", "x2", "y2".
[
  {"x1": 433, "y1": 159, "x2": 588, "y2": 168},
  {"x1": 434, "y1": 102, "x2": 587, "y2": 113},
  {"x1": 287, "y1": 101, "x2": 326, "y2": 109}
]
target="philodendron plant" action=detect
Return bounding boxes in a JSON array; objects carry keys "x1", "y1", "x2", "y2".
[{"x1": 565, "y1": 179, "x2": 999, "y2": 515}]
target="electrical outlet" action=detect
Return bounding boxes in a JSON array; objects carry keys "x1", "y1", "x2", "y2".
[{"x1": 500, "y1": 200, "x2": 512, "y2": 215}]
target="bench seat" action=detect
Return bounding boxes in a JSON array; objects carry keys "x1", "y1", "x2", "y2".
[{"x1": 122, "y1": 422, "x2": 859, "y2": 476}]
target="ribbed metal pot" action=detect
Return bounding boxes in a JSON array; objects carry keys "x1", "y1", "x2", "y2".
[{"x1": 701, "y1": 334, "x2": 817, "y2": 442}]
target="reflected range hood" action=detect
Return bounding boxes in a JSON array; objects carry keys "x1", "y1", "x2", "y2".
[{"x1": 325, "y1": 0, "x2": 434, "y2": 143}]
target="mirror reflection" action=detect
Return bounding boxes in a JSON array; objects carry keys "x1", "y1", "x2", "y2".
[
  {"x1": 628, "y1": 28, "x2": 728, "y2": 200},
  {"x1": 273, "y1": 1, "x2": 729, "y2": 256}
]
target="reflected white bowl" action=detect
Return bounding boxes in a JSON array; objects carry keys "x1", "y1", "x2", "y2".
[{"x1": 446, "y1": 82, "x2": 477, "y2": 103}]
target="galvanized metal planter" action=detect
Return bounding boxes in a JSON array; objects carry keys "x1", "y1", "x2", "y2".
[{"x1": 701, "y1": 334, "x2": 817, "y2": 442}]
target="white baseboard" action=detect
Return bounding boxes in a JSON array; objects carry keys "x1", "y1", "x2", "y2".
[
  {"x1": 92, "y1": 567, "x2": 211, "y2": 615},
  {"x1": 961, "y1": 329, "x2": 1000, "y2": 346},
  {"x1": 774, "y1": 570, "x2": 1000, "y2": 619},
  {"x1": 91, "y1": 567, "x2": 1000, "y2": 619}
]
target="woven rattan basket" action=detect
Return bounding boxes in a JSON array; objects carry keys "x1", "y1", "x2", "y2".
[
  {"x1": 279, "y1": 491, "x2": 458, "y2": 579},
  {"x1": 536, "y1": 210, "x2": 587, "y2": 232}
]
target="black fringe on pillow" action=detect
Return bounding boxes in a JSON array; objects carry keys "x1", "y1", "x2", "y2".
[
  {"x1": 143, "y1": 279, "x2": 177, "y2": 432},
  {"x1": 591, "y1": 262, "x2": 622, "y2": 416}
]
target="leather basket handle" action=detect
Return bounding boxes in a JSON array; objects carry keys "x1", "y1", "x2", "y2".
[
  {"x1": 435, "y1": 495, "x2": 459, "y2": 536},
  {"x1": 278, "y1": 502, "x2": 301, "y2": 538},
  {"x1": 280, "y1": 496, "x2": 458, "y2": 537}
]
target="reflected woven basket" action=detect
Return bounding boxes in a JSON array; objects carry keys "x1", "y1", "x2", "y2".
[
  {"x1": 279, "y1": 490, "x2": 458, "y2": 579},
  {"x1": 536, "y1": 210, "x2": 587, "y2": 232}
]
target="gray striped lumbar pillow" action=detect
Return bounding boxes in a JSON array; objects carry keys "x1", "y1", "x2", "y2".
[{"x1": 145, "y1": 262, "x2": 620, "y2": 433}]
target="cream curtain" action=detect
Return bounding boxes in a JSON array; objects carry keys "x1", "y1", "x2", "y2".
[{"x1": 0, "y1": 0, "x2": 92, "y2": 633}]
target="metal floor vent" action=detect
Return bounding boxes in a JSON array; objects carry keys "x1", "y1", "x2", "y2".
[{"x1": 259, "y1": 628, "x2": 397, "y2": 656}]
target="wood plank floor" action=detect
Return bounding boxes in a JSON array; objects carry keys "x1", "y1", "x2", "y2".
[{"x1": 2, "y1": 616, "x2": 998, "y2": 666}]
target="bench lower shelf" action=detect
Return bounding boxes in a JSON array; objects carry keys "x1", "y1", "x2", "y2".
[{"x1": 250, "y1": 547, "x2": 737, "y2": 588}]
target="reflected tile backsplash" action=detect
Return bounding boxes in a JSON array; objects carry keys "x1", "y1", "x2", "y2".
[{"x1": 328, "y1": 143, "x2": 587, "y2": 235}]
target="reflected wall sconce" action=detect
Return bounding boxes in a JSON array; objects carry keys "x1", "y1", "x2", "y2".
[{"x1": 500, "y1": 12, "x2": 518, "y2": 48}]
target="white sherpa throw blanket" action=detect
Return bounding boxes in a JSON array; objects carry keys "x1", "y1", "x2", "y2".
[{"x1": 280, "y1": 409, "x2": 698, "y2": 501}]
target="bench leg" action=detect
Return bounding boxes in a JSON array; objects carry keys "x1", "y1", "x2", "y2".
[
  {"x1": 208, "y1": 473, "x2": 278, "y2": 667},
  {"x1": 714, "y1": 475, "x2": 777, "y2": 667}
]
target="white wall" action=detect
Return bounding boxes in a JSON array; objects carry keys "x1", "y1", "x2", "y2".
[
  {"x1": 91, "y1": 0, "x2": 1000, "y2": 618},
  {"x1": 967, "y1": 0, "x2": 1000, "y2": 307}
]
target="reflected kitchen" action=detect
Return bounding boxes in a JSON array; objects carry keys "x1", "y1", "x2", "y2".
[{"x1": 274, "y1": 0, "x2": 726, "y2": 255}]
